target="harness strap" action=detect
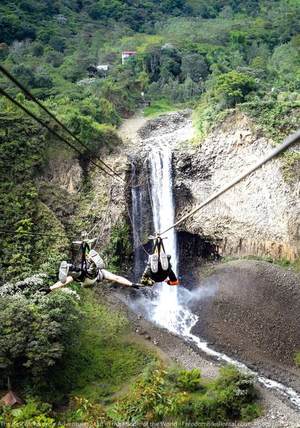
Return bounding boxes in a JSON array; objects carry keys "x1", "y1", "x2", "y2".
[
  {"x1": 153, "y1": 237, "x2": 166, "y2": 256},
  {"x1": 80, "y1": 242, "x2": 91, "y2": 279}
]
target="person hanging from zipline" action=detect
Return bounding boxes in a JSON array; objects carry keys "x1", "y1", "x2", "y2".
[
  {"x1": 50, "y1": 234, "x2": 141, "y2": 292},
  {"x1": 140, "y1": 235, "x2": 179, "y2": 287}
]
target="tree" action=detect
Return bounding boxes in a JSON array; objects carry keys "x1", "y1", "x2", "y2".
[
  {"x1": 160, "y1": 45, "x2": 182, "y2": 82},
  {"x1": 11, "y1": 64, "x2": 35, "y2": 87},
  {"x1": 0, "y1": 276, "x2": 81, "y2": 387},
  {"x1": 268, "y1": 40, "x2": 300, "y2": 84},
  {"x1": 214, "y1": 70, "x2": 256, "y2": 106},
  {"x1": 181, "y1": 53, "x2": 209, "y2": 82},
  {"x1": 49, "y1": 36, "x2": 66, "y2": 52}
]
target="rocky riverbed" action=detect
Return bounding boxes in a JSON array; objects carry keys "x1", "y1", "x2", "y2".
[{"x1": 189, "y1": 259, "x2": 300, "y2": 391}]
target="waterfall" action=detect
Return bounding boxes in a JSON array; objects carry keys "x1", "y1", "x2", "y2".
[
  {"x1": 149, "y1": 147, "x2": 178, "y2": 271},
  {"x1": 131, "y1": 163, "x2": 143, "y2": 280},
  {"x1": 149, "y1": 146, "x2": 180, "y2": 331},
  {"x1": 130, "y1": 160, "x2": 149, "y2": 281}
]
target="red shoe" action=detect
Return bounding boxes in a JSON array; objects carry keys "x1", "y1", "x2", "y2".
[{"x1": 166, "y1": 279, "x2": 180, "y2": 286}]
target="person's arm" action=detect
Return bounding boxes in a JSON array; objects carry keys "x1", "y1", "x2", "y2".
[{"x1": 140, "y1": 263, "x2": 155, "y2": 286}]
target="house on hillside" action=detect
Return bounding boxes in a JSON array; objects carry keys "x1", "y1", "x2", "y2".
[
  {"x1": 122, "y1": 51, "x2": 136, "y2": 64},
  {"x1": 1, "y1": 391, "x2": 23, "y2": 407},
  {"x1": 97, "y1": 65, "x2": 109, "y2": 72}
]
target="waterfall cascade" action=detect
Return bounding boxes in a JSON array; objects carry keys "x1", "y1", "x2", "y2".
[
  {"x1": 131, "y1": 163, "x2": 145, "y2": 280},
  {"x1": 149, "y1": 146, "x2": 180, "y2": 331}
]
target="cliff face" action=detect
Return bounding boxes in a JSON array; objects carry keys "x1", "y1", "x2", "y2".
[
  {"x1": 174, "y1": 112, "x2": 300, "y2": 261},
  {"x1": 37, "y1": 141, "x2": 130, "y2": 261}
]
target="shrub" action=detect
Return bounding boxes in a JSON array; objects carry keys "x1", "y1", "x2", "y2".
[
  {"x1": 212, "y1": 365, "x2": 258, "y2": 419},
  {"x1": 65, "y1": 396, "x2": 112, "y2": 426},
  {"x1": 214, "y1": 71, "x2": 256, "y2": 107},
  {"x1": 241, "y1": 403, "x2": 262, "y2": 421},
  {"x1": 176, "y1": 369, "x2": 202, "y2": 392},
  {"x1": 103, "y1": 222, "x2": 132, "y2": 271},
  {"x1": 0, "y1": 277, "x2": 81, "y2": 388},
  {"x1": 0, "y1": 399, "x2": 56, "y2": 428},
  {"x1": 294, "y1": 352, "x2": 300, "y2": 367},
  {"x1": 111, "y1": 364, "x2": 260, "y2": 424}
]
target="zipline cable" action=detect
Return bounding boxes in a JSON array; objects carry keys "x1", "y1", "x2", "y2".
[
  {"x1": 0, "y1": 64, "x2": 124, "y2": 182},
  {"x1": 0, "y1": 87, "x2": 118, "y2": 180},
  {"x1": 159, "y1": 128, "x2": 300, "y2": 236}
]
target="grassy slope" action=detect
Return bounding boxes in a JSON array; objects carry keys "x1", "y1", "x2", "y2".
[{"x1": 56, "y1": 289, "x2": 157, "y2": 404}]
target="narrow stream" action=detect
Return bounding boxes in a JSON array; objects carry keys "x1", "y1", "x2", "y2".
[{"x1": 129, "y1": 144, "x2": 300, "y2": 410}]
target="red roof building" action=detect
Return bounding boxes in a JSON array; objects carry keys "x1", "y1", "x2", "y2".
[
  {"x1": 122, "y1": 51, "x2": 137, "y2": 64},
  {"x1": 1, "y1": 391, "x2": 23, "y2": 407}
]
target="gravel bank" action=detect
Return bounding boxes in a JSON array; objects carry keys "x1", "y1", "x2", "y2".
[{"x1": 191, "y1": 259, "x2": 300, "y2": 393}]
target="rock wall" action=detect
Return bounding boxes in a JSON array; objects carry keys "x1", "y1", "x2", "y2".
[
  {"x1": 174, "y1": 112, "x2": 300, "y2": 261},
  {"x1": 38, "y1": 142, "x2": 130, "y2": 254}
]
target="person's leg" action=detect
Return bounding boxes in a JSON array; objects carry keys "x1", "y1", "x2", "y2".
[
  {"x1": 59, "y1": 261, "x2": 82, "y2": 283},
  {"x1": 166, "y1": 268, "x2": 179, "y2": 286},
  {"x1": 101, "y1": 269, "x2": 135, "y2": 287},
  {"x1": 59, "y1": 261, "x2": 70, "y2": 284},
  {"x1": 54, "y1": 261, "x2": 83, "y2": 291}
]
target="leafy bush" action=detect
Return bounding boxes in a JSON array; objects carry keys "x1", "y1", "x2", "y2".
[
  {"x1": 242, "y1": 98, "x2": 300, "y2": 142},
  {"x1": 214, "y1": 71, "x2": 256, "y2": 107},
  {"x1": 111, "y1": 364, "x2": 260, "y2": 424},
  {"x1": 241, "y1": 403, "x2": 262, "y2": 421},
  {"x1": 175, "y1": 368, "x2": 202, "y2": 392},
  {"x1": 1, "y1": 399, "x2": 56, "y2": 428},
  {"x1": 103, "y1": 222, "x2": 132, "y2": 272},
  {"x1": 64, "y1": 396, "x2": 111, "y2": 426},
  {"x1": 0, "y1": 276, "x2": 81, "y2": 388}
]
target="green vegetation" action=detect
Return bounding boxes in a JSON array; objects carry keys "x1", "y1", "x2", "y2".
[
  {"x1": 0, "y1": 272, "x2": 261, "y2": 426},
  {"x1": 0, "y1": 93, "x2": 121, "y2": 284},
  {"x1": 54, "y1": 290, "x2": 153, "y2": 402},
  {"x1": 110, "y1": 364, "x2": 261, "y2": 424},
  {"x1": 0, "y1": 281, "x2": 156, "y2": 418},
  {"x1": 103, "y1": 222, "x2": 132, "y2": 272},
  {"x1": 0, "y1": 274, "x2": 81, "y2": 392},
  {"x1": 0, "y1": 361, "x2": 261, "y2": 426},
  {"x1": 223, "y1": 254, "x2": 300, "y2": 273},
  {"x1": 295, "y1": 352, "x2": 300, "y2": 367},
  {"x1": 0, "y1": 400, "x2": 57, "y2": 428},
  {"x1": 144, "y1": 99, "x2": 177, "y2": 117}
]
